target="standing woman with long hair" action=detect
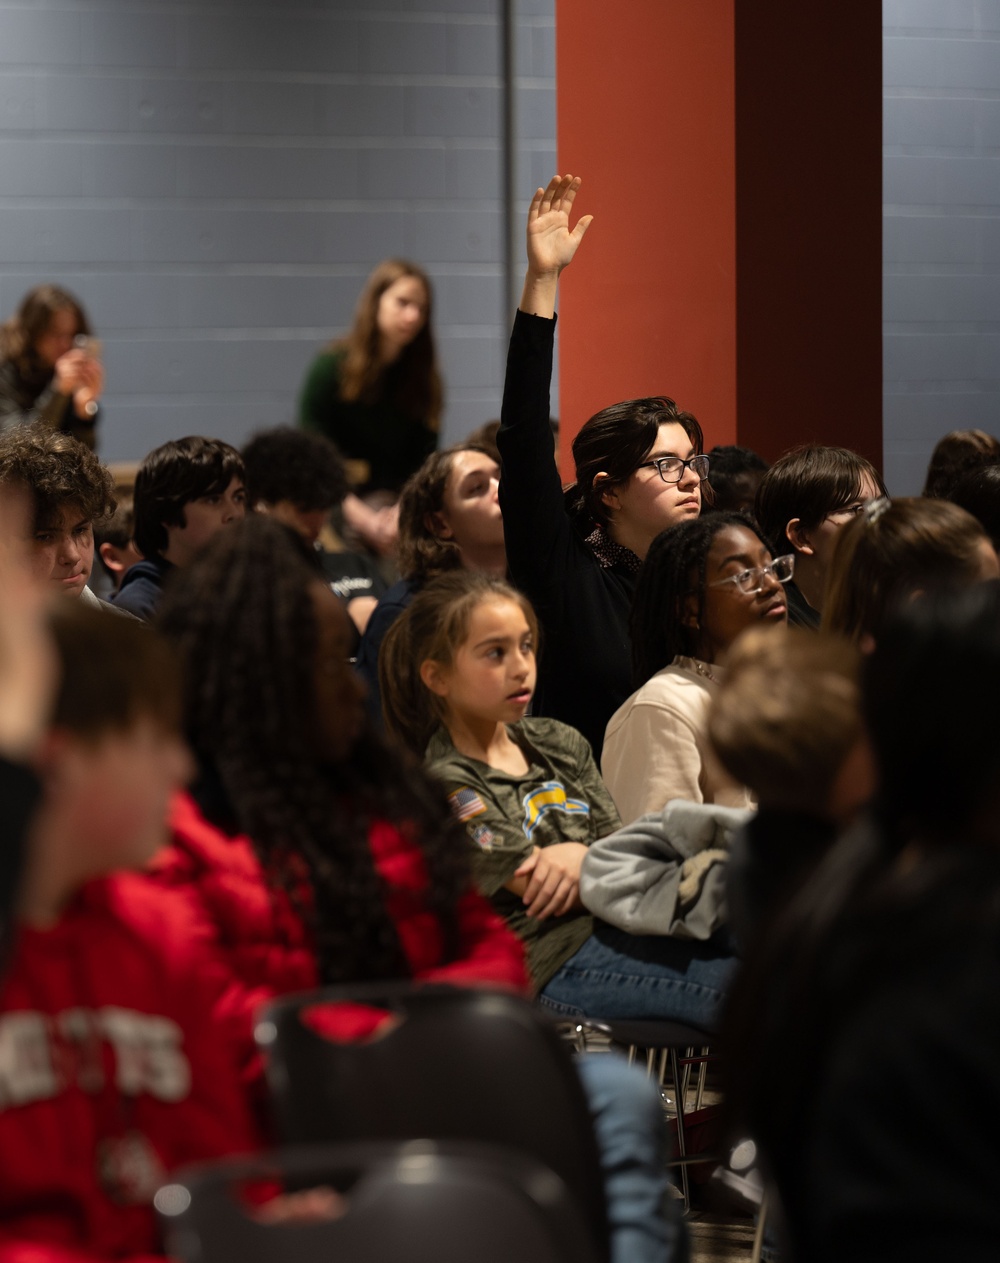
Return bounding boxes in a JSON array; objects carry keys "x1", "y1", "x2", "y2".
[
  {"x1": 0, "y1": 285, "x2": 104, "y2": 449},
  {"x1": 499, "y1": 177, "x2": 711, "y2": 758},
  {"x1": 299, "y1": 260, "x2": 442, "y2": 553}
]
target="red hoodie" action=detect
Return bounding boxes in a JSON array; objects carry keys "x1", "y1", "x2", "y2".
[
  {"x1": 0, "y1": 874, "x2": 258, "y2": 1263},
  {"x1": 150, "y1": 793, "x2": 529, "y2": 1047}
]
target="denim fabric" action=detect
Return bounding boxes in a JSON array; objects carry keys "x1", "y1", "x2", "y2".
[
  {"x1": 540, "y1": 921, "x2": 737, "y2": 1031},
  {"x1": 576, "y1": 1053, "x2": 689, "y2": 1263}
]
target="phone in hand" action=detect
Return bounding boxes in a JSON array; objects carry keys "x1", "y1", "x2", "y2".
[{"x1": 73, "y1": 334, "x2": 103, "y2": 361}]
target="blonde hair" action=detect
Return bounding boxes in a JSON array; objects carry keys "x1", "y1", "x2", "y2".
[
  {"x1": 708, "y1": 625, "x2": 861, "y2": 812},
  {"x1": 379, "y1": 572, "x2": 539, "y2": 756}
]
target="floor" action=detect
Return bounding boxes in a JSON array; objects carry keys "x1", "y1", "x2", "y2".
[{"x1": 689, "y1": 1210, "x2": 757, "y2": 1262}]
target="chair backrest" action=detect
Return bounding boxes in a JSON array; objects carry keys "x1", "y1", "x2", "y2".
[
  {"x1": 157, "y1": 1140, "x2": 602, "y2": 1263},
  {"x1": 256, "y1": 984, "x2": 608, "y2": 1252}
]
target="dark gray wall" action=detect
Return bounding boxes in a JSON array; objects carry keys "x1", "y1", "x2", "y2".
[
  {"x1": 0, "y1": 0, "x2": 555, "y2": 461},
  {"x1": 884, "y1": 0, "x2": 1000, "y2": 493}
]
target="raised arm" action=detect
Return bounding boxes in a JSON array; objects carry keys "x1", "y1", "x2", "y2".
[
  {"x1": 519, "y1": 175, "x2": 594, "y2": 318},
  {"x1": 498, "y1": 179, "x2": 594, "y2": 617}
]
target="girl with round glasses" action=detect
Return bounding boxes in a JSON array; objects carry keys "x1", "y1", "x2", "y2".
[
  {"x1": 603, "y1": 513, "x2": 791, "y2": 824},
  {"x1": 498, "y1": 175, "x2": 711, "y2": 759}
]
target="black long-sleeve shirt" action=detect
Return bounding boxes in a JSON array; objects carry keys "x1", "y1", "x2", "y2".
[{"x1": 497, "y1": 311, "x2": 635, "y2": 759}]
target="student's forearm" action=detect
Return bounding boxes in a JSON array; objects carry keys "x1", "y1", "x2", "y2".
[{"x1": 518, "y1": 269, "x2": 560, "y2": 320}]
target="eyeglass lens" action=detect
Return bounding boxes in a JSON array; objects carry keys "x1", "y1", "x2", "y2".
[
  {"x1": 655, "y1": 455, "x2": 710, "y2": 483},
  {"x1": 736, "y1": 555, "x2": 794, "y2": 592}
]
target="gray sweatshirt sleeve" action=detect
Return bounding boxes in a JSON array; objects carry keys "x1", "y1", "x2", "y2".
[{"x1": 580, "y1": 800, "x2": 754, "y2": 940}]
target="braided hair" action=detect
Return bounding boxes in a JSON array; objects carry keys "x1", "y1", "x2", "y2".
[
  {"x1": 630, "y1": 512, "x2": 772, "y2": 687},
  {"x1": 157, "y1": 515, "x2": 470, "y2": 983}
]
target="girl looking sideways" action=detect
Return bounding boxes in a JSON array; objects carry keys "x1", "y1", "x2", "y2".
[
  {"x1": 380, "y1": 571, "x2": 737, "y2": 1032},
  {"x1": 499, "y1": 176, "x2": 711, "y2": 759}
]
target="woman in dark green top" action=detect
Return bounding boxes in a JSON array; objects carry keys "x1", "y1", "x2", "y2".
[{"x1": 298, "y1": 258, "x2": 441, "y2": 496}]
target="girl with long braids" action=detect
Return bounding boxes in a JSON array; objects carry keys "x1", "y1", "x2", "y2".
[
  {"x1": 152, "y1": 515, "x2": 523, "y2": 1004},
  {"x1": 152, "y1": 516, "x2": 691, "y2": 1263},
  {"x1": 603, "y1": 514, "x2": 791, "y2": 825}
]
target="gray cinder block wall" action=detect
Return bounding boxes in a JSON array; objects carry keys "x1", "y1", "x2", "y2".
[
  {"x1": 0, "y1": 0, "x2": 555, "y2": 461},
  {"x1": 884, "y1": 0, "x2": 1000, "y2": 493}
]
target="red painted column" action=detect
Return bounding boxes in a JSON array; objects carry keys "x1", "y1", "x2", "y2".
[
  {"x1": 553, "y1": 0, "x2": 882, "y2": 475},
  {"x1": 553, "y1": 0, "x2": 737, "y2": 480}
]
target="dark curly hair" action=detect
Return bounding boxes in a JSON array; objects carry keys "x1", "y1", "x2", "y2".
[
  {"x1": 630, "y1": 512, "x2": 772, "y2": 686},
  {"x1": 156, "y1": 515, "x2": 470, "y2": 984},
  {"x1": 133, "y1": 436, "x2": 244, "y2": 559},
  {"x1": 396, "y1": 442, "x2": 496, "y2": 581},
  {"x1": 0, "y1": 423, "x2": 115, "y2": 529},
  {"x1": 242, "y1": 426, "x2": 348, "y2": 511}
]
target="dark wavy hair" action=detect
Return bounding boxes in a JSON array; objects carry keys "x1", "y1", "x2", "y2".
[
  {"x1": 566, "y1": 396, "x2": 705, "y2": 530},
  {"x1": 0, "y1": 423, "x2": 115, "y2": 529},
  {"x1": 0, "y1": 284, "x2": 90, "y2": 385},
  {"x1": 335, "y1": 259, "x2": 442, "y2": 431},
  {"x1": 157, "y1": 515, "x2": 470, "y2": 984},
  {"x1": 242, "y1": 426, "x2": 348, "y2": 511},
  {"x1": 630, "y1": 512, "x2": 771, "y2": 686},
  {"x1": 133, "y1": 436, "x2": 244, "y2": 559},
  {"x1": 396, "y1": 442, "x2": 496, "y2": 582}
]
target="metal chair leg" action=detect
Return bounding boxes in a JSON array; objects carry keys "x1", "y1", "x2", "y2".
[
  {"x1": 694, "y1": 1047, "x2": 709, "y2": 1110},
  {"x1": 751, "y1": 1190, "x2": 769, "y2": 1262},
  {"x1": 668, "y1": 1046, "x2": 690, "y2": 1208}
]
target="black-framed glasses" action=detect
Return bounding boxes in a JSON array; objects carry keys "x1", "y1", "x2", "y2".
[
  {"x1": 638, "y1": 454, "x2": 711, "y2": 484},
  {"x1": 707, "y1": 554, "x2": 795, "y2": 596}
]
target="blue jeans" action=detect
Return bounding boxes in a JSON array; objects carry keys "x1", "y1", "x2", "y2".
[
  {"x1": 576, "y1": 1052, "x2": 689, "y2": 1263},
  {"x1": 540, "y1": 921, "x2": 737, "y2": 1031}
]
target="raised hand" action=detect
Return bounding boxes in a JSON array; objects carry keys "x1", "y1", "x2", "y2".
[
  {"x1": 519, "y1": 175, "x2": 593, "y2": 318},
  {"x1": 526, "y1": 175, "x2": 593, "y2": 278}
]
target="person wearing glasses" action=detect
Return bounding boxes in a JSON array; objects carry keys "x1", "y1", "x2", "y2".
[
  {"x1": 754, "y1": 445, "x2": 886, "y2": 628},
  {"x1": 603, "y1": 514, "x2": 792, "y2": 825},
  {"x1": 498, "y1": 175, "x2": 711, "y2": 759}
]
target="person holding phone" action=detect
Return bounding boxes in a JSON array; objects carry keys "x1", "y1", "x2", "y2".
[{"x1": 0, "y1": 285, "x2": 104, "y2": 449}]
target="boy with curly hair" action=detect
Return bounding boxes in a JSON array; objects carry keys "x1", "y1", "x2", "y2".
[{"x1": 0, "y1": 423, "x2": 118, "y2": 613}]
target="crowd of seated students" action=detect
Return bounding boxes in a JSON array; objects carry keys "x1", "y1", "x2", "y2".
[{"x1": 2, "y1": 171, "x2": 1000, "y2": 1263}]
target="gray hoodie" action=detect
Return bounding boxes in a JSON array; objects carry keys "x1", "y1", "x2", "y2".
[{"x1": 580, "y1": 799, "x2": 753, "y2": 940}]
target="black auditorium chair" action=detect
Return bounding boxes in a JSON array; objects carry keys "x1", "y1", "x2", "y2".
[
  {"x1": 156, "y1": 1140, "x2": 602, "y2": 1263},
  {"x1": 255, "y1": 983, "x2": 609, "y2": 1258}
]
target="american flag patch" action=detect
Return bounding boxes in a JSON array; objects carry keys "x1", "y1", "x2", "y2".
[{"x1": 448, "y1": 786, "x2": 487, "y2": 821}]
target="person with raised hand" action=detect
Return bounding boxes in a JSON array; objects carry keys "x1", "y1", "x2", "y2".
[{"x1": 499, "y1": 176, "x2": 711, "y2": 758}]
